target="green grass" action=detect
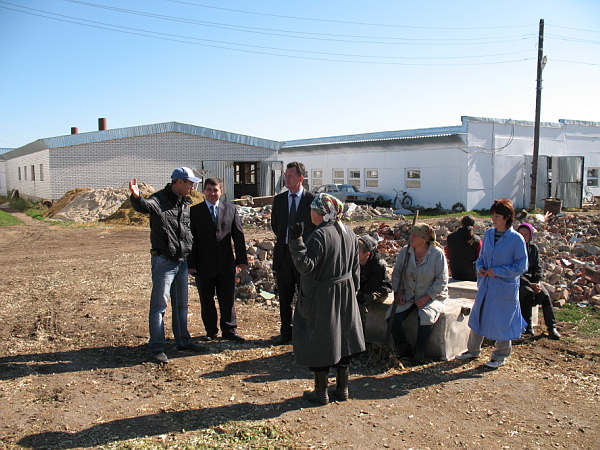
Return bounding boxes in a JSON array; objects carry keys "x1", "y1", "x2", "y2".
[
  {"x1": 0, "y1": 210, "x2": 23, "y2": 226},
  {"x1": 555, "y1": 303, "x2": 600, "y2": 337},
  {"x1": 103, "y1": 421, "x2": 300, "y2": 449},
  {"x1": 416, "y1": 209, "x2": 490, "y2": 219}
]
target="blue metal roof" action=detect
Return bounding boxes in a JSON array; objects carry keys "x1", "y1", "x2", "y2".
[
  {"x1": 282, "y1": 124, "x2": 465, "y2": 148},
  {"x1": 3, "y1": 121, "x2": 283, "y2": 159}
]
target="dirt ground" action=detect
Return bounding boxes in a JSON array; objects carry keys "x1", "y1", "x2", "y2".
[{"x1": 0, "y1": 210, "x2": 599, "y2": 449}]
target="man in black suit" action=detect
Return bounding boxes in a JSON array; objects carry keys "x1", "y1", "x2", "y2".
[
  {"x1": 271, "y1": 161, "x2": 316, "y2": 345},
  {"x1": 188, "y1": 177, "x2": 248, "y2": 342}
]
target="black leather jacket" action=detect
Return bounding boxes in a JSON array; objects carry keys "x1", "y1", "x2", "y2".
[{"x1": 130, "y1": 184, "x2": 193, "y2": 261}]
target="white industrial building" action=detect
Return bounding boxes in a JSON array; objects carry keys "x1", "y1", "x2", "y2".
[
  {"x1": 2, "y1": 116, "x2": 599, "y2": 210},
  {"x1": 1, "y1": 120, "x2": 284, "y2": 203},
  {"x1": 0, "y1": 149, "x2": 11, "y2": 197},
  {"x1": 280, "y1": 116, "x2": 600, "y2": 211}
]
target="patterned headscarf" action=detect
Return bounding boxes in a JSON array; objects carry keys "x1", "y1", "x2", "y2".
[
  {"x1": 310, "y1": 193, "x2": 344, "y2": 222},
  {"x1": 410, "y1": 223, "x2": 443, "y2": 248}
]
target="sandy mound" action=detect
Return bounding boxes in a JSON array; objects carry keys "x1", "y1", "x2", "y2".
[
  {"x1": 100, "y1": 186, "x2": 205, "y2": 227},
  {"x1": 44, "y1": 188, "x2": 94, "y2": 218},
  {"x1": 51, "y1": 188, "x2": 131, "y2": 223}
]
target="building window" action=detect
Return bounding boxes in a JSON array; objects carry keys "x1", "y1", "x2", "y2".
[
  {"x1": 31, "y1": 165, "x2": 35, "y2": 181},
  {"x1": 348, "y1": 169, "x2": 361, "y2": 187},
  {"x1": 365, "y1": 169, "x2": 379, "y2": 188},
  {"x1": 18, "y1": 167, "x2": 21, "y2": 181},
  {"x1": 234, "y1": 162, "x2": 256, "y2": 184},
  {"x1": 312, "y1": 169, "x2": 323, "y2": 186},
  {"x1": 406, "y1": 169, "x2": 421, "y2": 188},
  {"x1": 23, "y1": 166, "x2": 27, "y2": 181},
  {"x1": 587, "y1": 168, "x2": 599, "y2": 187},
  {"x1": 39, "y1": 164, "x2": 44, "y2": 181},
  {"x1": 333, "y1": 169, "x2": 344, "y2": 185}
]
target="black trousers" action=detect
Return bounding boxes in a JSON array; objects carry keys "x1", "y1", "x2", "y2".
[
  {"x1": 519, "y1": 283, "x2": 556, "y2": 328},
  {"x1": 195, "y1": 273, "x2": 237, "y2": 337},
  {"x1": 274, "y1": 245, "x2": 301, "y2": 338}
]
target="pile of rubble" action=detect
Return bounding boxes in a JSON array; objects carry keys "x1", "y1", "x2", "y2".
[
  {"x1": 350, "y1": 212, "x2": 600, "y2": 309},
  {"x1": 234, "y1": 202, "x2": 402, "y2": 228},
  {"x1": 237, "y1": 205, "x2": 272, "y2": 229}
]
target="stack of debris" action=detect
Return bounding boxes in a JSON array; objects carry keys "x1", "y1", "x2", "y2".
[
  {"x1": 237, "y1": 205, "x2": 272, "y2": 229},
  {"x1": 343, "y1": 203, "x2": 399, "y2": 221},
  {"x1": 353, "y1": 213, "x2": 600, "y2": 309}
]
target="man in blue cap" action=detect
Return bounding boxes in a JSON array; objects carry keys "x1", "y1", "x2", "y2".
[{"x1": 129, "y1": 167, "x2": 206, "y2": 364}]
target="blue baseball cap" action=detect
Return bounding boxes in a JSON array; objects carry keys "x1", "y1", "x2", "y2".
[{"x1": 171, "y1": 167, "x2": 200, "y2": 182}]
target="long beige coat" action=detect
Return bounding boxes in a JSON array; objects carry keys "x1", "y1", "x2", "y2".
[{"x1": 386, "y1": 244, "x2": 449, "y2": 326}]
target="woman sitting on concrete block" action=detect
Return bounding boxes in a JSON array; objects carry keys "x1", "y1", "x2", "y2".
[{"x1": 387, "y1": 223, "x2": 449, "y2": 364}]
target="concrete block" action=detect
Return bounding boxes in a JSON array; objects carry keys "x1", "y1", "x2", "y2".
[
  {"x1": 447, "y1": 278, "x2": 477, "y2": 299},
  {"x1": 364, "y1": 279, "x2": 535, "y2": 360},
  {"x1": 364, "y1": 295, "x2": 474, "y2": 361},
  {"x1": 446, "y1": 278, "x2": 538, "y2": 326}
]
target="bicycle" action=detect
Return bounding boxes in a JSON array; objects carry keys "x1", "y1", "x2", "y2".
[
  {"x1": 392, "y1": 189, "x2": 413, "y2": 210},
  {"x1": 584, "y1": 186, "x2": 595, "y2": 204}
]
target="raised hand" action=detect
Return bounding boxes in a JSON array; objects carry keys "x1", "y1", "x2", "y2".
[{"x1": 129, "y1": 178, "x2": 140, "y2": 198}]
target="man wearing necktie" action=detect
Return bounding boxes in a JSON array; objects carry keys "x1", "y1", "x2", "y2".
[
  {"x1": 188, "y1": 177, "x2": 248, "y2": 342},
  {"x1": 271, "y1": 162, "x2": 316, "y2": 345}
]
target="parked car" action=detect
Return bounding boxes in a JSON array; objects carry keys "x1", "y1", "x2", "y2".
[{"x1": 313, "y1": 184, "x2": 378, "y2": 205}]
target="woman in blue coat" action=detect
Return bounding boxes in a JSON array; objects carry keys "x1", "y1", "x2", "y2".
[{"x1": 456, "y1": 199, "x2": 528, "y2": 368}]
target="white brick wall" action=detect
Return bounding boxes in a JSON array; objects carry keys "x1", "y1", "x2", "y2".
[
  {"x1": 5, "y1": 150, "x2": 51, "y2": 199},
  {"x1": 7, "y1": 132, "x2": 279, "y2": 200}
]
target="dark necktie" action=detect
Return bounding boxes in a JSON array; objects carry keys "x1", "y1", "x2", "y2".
[
  {"x1": 289, "y1": 193, "x2": 297, "y2": 226},
  {"x1": 210, "y1": 205, "x2": 217, "y2": 225}
]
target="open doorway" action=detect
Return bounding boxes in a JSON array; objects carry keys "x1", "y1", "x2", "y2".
[{"x1": 234, "y1": 162, "x2": 258, "y2": 198}]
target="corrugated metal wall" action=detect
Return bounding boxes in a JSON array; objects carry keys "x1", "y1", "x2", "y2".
[{"x1": 202, "y1": 160, "x2": 234, "y2": 203}]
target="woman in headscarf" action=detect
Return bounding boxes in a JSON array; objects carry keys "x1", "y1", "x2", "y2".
[
  {"x1": 456, "y1": 198, "x2": 528, "y2": 368},
  {"x1": 517, "y1": 222, "x2": 560, "y2": 340},
  {"x1": 288, "y1": 193, "x2": 365, "y2": 405},
  {"x1": 387, "y1": 223, "x2": 449, "y2": 364}
]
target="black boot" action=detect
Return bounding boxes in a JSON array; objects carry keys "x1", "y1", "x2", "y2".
[
  {"x1": 542, "y1": 304, "x2": 561, "y2": 340},
  {"x1": 394, "y1": 341, "x2": 412, "y2": 358},
  {"x1": 303, "y1": 371, "x2": 329, "y2": 405},
  {"x1": 413, "y1": 325, "x2": 433, "y2": 364},
  {"x1": 413, "y1": 348, "x2": 426, "y2": 364},
  {"x1": 333, "y1": 367, "x2": 349, "y2": 401}
]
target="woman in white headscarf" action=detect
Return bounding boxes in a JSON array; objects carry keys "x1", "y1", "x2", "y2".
[{"x1": 288, "y1": 193, "x2": 365, "y2": 405}]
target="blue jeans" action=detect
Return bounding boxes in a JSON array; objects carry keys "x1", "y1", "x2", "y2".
[{"x1": 148, "y1": 256, "x2": 192, "y2": 353}]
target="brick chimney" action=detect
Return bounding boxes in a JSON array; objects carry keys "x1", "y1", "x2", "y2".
[
  {"x1": 71, "y1": 127, "x2": 79, "y2": 135},
  {"x1": 98, "y1": 118, "x2": 107, "y2": 131}
]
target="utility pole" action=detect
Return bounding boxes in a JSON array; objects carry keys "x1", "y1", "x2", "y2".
[{"x1": 529, "y1": 19, "x2": 546, "y2": 210}]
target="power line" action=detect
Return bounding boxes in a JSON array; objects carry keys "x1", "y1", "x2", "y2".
[
  {"x1": 163, "y1": 0, "x2": 534, "y2": 30},
  {"x1": 0, "y1": 3, "x2": 537, "y2": 65},
  {"x1": 550, "y1": 24, "x2": 600, "y2": 34},
  {"x1": 61, "y1": 0, "x2": 536, "y2": 45},
  {"x1": 1, "y1": 1, "x2": 596, "y2": 66},
  {"x1": 546, "y1": 33, "x2": 600, "y2": 45}
]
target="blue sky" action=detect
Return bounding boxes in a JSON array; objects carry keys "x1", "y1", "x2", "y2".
[{"x1": 1, "y1": 0, "x2": 598, "y2": 148}]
